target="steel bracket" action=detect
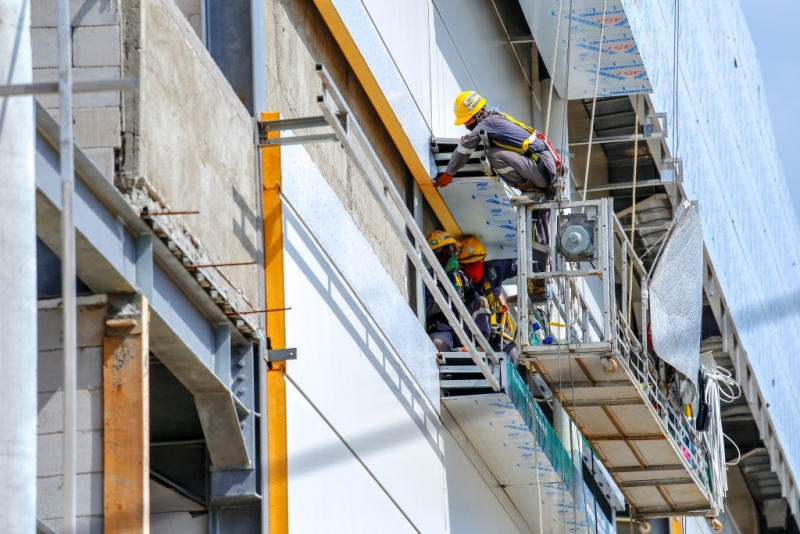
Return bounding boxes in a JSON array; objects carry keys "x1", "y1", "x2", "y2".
[
  {"x1": 266, "y1": 348, "x2": 297, "y2": 362},
  {"x1": 257, "y1": 112, "x2": 348, "y2": 147}
]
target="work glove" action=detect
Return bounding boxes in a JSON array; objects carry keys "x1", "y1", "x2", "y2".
[
  {"x1": 463, "y1": 285, "x2": 476, "y2": 302},
  {"x1": 435, "y1": 172, "x2": 453, "y2": 188}
]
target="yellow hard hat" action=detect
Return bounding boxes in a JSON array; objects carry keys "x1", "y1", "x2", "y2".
[
  {"x1": 427, "y1": 230, "x2": 459, "y2": 251},
  {"x1": 453, "y1": 90, "x2": 486, "y2": 126},
  {"x1": 459, "y1": 236, "x2": 487, "y2": 263}
]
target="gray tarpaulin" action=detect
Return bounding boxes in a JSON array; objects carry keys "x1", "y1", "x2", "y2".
[{"x1": 649, "y1": 202, "x2": 703, "y2": 388}]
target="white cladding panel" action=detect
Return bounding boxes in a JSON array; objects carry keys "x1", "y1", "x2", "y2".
[
  {"x1": 442, "y1": 426, "x2": 525, "y2": 534},
  {"x1": 281, "y1": 141, "x2": 440, "y2": 407},
  {"x1": 429, "y1": 0, "x2": 532, "y2": 138},
  {"x1": 360, "y1": 0, "x2": 433, "y2": 126},
  {"x1": 287, "y1": 382, "x2": 421, "y2": 534},
  {"x1": 282, "y1": 147, "x2": 448, "y2": 532}
]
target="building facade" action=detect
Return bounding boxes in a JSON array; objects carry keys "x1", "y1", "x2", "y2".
[{"x1": 13, "y1": 0, "x2": 800, "y2": 532}]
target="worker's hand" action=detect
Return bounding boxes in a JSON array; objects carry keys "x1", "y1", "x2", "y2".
[{"x1": 435, "y1": 172, "x2": 453, "y2": 188}]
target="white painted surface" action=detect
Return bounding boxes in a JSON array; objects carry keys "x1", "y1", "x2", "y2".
[
  {"x1": 282, "y1": 159, "x2": 448, "y2": 531},
  {"x1": 442, "y1": 422, "x2": 527, "y2": 534},
  {"x1": 430, "y1": 0, "x2": 533, "y2": 136},
  {"x1": 360, "y1": 0, "x2": 433, "y2": 126},
  {"x1": 444, "y1": 394, "x2": 615, "y2": 534},
  {"x1": 281, "y1": 142, "x2": 440, "y2": 407},
  {"x1": 286, "y1": 381, "x2": 427, "y2": 533}
]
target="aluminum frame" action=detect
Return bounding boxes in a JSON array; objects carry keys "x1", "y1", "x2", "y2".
[{"x1": 514, "y1": 197, "x2": 721, "y2": 518}]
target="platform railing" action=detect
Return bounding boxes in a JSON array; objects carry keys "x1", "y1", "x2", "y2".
[{"x1": 514, "y1": 196, "x2": 715, "y2": 509}]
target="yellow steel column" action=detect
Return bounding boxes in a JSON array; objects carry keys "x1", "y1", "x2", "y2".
[{"x1": 261, "y1": 111, "x2": 289, "y2": 533}]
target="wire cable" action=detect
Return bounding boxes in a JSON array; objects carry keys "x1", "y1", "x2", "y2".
[
  {"x1": 700, "y1": 364, "x2": 742, "y2": 513},
  {"x1": 626, "y1": 94, "x2": 641, "y2": 324},
  {"x1": 544, "y1": 0, "x2": 565, "y2": 138},
  {"x1": 580, "y1": 0, "x2": 610, "y2": 202}
]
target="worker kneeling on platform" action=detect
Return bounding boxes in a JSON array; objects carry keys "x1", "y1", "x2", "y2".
[
  {"x1": 435, "y1": 90, "x2": 560, "y2": 275},
  {"x1": 424, "y1": 230, "x2": 466, "y2": 352},
  {"x1": 459, "y1": 236, "x2": 519, "y2": 363}
]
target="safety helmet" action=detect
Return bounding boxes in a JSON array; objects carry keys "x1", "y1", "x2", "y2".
[
  {"x1": 459, "y1": 236, "x2": 487, "y2": 264},
  {"x1": 453, "y1": 90, "x2": 486, "y2": 126},
  {"x1": 427, "y1": 230, "x2": 459, "y2": 251}
]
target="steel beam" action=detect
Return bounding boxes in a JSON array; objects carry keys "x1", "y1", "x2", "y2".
[{"x1": 34, "y1": 105, "x2": 251, "y2": 469}]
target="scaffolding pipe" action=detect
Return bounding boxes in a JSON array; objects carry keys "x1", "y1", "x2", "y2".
[
  {"x1": 0, "y1": 0, "x2": 36, "y2": 531},
  {"x1": 57, "y1": 0, "x2": 78, "y2": 530}
]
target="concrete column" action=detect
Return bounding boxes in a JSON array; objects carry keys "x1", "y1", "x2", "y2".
[{"x1": 0, "y1": 0, "x2": 36, "y2": 531}]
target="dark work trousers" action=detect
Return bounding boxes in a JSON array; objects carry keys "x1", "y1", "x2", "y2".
[{"x1": 487, "y1": 148, "x2": 555, "y2": 273}]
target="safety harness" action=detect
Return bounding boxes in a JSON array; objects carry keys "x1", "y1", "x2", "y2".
[{"x1": 477, "y1": 112, "x2": 562, "y2": 177}]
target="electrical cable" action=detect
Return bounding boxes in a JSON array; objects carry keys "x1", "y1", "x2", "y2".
[{"x1": 700, "y1": 364, "x2": 742, "y2": 513}]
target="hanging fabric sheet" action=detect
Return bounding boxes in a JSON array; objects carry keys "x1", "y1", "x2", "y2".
[{"x1": 649, "y1": 202, "x2": 704, "y2": 388}]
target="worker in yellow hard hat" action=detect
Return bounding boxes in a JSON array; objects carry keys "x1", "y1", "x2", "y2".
[
  {"x1": 424, "y1": 231, "x2": 465, "y2": 352},
  {"x1": 458, "y1": 236, "x2": 519, "y2": 363},
  {"x1": 436, "y1": 90, "x2": 561, "y2": 274},
  {"x1": 435, "y1": 90, "x2": 562, "y2": 198}
]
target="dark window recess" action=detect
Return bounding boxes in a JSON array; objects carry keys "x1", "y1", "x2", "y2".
[
  {"x1": 37, "y1": 238, "x2": 92, "y2": 300},
  {"x1": 150, "y1": 355, "x2": 208, "y2": 504},
  {"x1": 206, "y1": 0, "x2": 254, "y2": 114}
]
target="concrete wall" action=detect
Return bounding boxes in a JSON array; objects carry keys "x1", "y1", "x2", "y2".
[
  {"x1": 263, "y1": 0, "x2": 414, "y2": 300},
  {"x1": 36, "y1": 295, "x2": 108, "y2": 532},
  {"x1": 118, "y1": 0, "x2": 261, "y2": 309},
  {"x1": 31, "y1": 0, "x2": 121, "y2": 180}
]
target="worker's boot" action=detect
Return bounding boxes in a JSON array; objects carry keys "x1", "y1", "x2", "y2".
[{"x1": 509, "y1": 190, "x2": 546, "y2": 206}]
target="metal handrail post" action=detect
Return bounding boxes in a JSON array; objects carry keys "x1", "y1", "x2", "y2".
[{"x1": 516, "y1": 204, "x2": 530, "y2": 351}]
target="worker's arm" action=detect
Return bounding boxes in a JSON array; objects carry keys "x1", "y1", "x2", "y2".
[
  {"x1": 485, "y1": 258, "x2": 518, "y2": 294},
  {"x1": 435, "y1": 131, "x2": 482, "y2": 188}
]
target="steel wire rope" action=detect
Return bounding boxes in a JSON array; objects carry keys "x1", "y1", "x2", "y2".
[
  {"x1": 580, "y1": 0, "x2": 610, "y2": 202},
  {"x1": 544, "y1": 0, "x2": 565, "y2": 138},
  {"x1": 626, "y1": 94, "x2": 641, "y2": 325},
  {"x1": 555, "y1": 4, "x2": 586, "y2": 529}
]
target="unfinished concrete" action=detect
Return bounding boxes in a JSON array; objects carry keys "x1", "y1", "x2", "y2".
[
  {"x1": 116, "y1": 0, "x2": 260, "y2": 308},
  {"x1": 30, "y1": 0, "x2": 122, "y2": 186},
  {"x1": 37, "y1": 295, "x2": 108, "y2": 531},
  {"x1": 264, "y1": 0, "x2": 415, "y2": 300}
]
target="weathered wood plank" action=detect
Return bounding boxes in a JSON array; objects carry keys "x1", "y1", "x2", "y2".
[{"x1": 103, "y1": 295, "x2": 149, "y2": 532}]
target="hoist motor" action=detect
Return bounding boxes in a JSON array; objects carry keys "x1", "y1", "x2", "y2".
[{"x1": 558, "y1": 213, "x2": 596, "y2": 260}]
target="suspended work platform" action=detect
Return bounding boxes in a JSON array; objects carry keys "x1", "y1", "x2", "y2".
[{"x1": 514, "y1": 197, "x2": 720, "y2": 520}]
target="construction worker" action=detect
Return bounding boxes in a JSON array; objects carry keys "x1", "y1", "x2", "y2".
[
  {"x1": 459, "y1": 236, "x2": 519, "y2": 362},
  {"x1": 424, "y1": 230, "x2": 465, "y2": 352},
  {"x1": 435, "y1": 90, "x2": 560, "y2": 274}
]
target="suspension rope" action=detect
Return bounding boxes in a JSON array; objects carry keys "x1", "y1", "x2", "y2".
[
  {"x1": 626, "y1": 94, "x2": 640, "y2": 324},
  {"x1": 580, "y1": 0, "x2": 610, "y2": 202},
  {"x1": 544, "y1": 0, "x2": 566, "y2": 138}
]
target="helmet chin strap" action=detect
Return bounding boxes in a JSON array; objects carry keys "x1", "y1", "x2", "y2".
[{"x1": 466, "y1": 108, "x2": 489, "y2": 131}]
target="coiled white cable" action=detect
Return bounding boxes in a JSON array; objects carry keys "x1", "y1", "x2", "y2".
[{"x1": 701, "y1": 364, "x2": 742, "y2": 512}]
